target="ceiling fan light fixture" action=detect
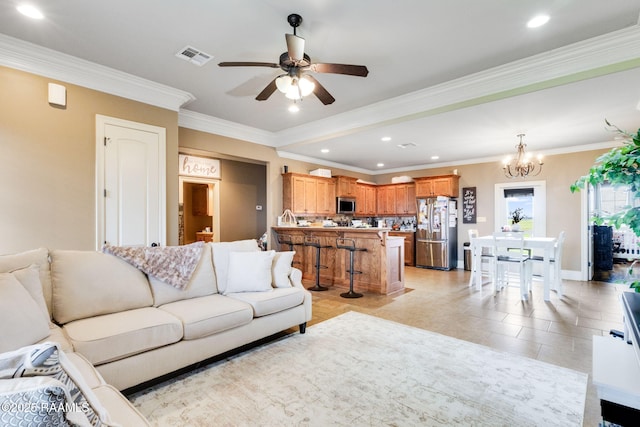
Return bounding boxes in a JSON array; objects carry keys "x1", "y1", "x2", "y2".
[
  {"x1": 298, "y1": 76, "x2": 315, "y2": 96},
  {"x1": 276, "y1": 75, "x2": 292, "y2": 93}
]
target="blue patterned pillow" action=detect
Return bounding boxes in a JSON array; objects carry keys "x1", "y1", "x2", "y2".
[{"x1": 0, "y1": 342, "x2": 111, "y2": 426}]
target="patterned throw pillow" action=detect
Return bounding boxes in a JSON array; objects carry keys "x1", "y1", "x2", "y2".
[{"x1": 0, "y1": 343, "x2": 111, "y2": 426}]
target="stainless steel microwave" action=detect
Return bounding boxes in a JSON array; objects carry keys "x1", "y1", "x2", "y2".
[{"x1": 336, "y1": 197, "x2": 356, "y2": 214}]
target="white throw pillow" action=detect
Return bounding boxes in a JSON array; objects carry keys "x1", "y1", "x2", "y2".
[
  {"x1": 272, "y1": 252, "x2": 294, "y2": 288},
  {"x1": 211, "y1": 239, "x2": 261, "y2": 294},
  {"x1": 224, "y1": 251, "x2": 275, "y2": 294},
  {"x1": 0, "y1": 273, "x2": 50, "y2": 353}
]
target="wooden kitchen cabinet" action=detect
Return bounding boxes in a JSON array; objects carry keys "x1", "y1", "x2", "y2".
[
  {"x1": 336, "y1": 176, "x2": 358, "y2": 198},
  {"x1": 389, "y1": 231, "x2": 415, "y2": 266},
  {"x1": 415, "y1": 175, "x2": 460, "y2": 198},
  {"x1": 316, "y1": 178, "x2": 336, "y2": 215},
  {"x1": 394, "y1": 183, "x2": 416, "y2": 215},
  {"x1": 355, "y1": 183, "x2": 377, "y2": 216},
  {"x1": 282, "y1": 173, "x2": 336, "y2": 216},
  {"x1": 191, "y1": 184, "x2": 210, "y2": 216},
  {"x1": 377, "y1": 185, "x2": 396, "y2": 215}
]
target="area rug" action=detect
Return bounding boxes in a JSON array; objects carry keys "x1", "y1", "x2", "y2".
[{"x1": 128, "y1": 311, "x2": 587, "y2": 426}]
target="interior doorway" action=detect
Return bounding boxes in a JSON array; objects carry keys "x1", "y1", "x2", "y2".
[{"x1": 179, "y1": 177, "x2": 220, "y2": 245}]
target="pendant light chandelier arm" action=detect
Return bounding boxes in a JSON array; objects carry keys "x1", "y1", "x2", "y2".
[{"x1": 503, "y1": 134, "x2": 544, "y2": 178}]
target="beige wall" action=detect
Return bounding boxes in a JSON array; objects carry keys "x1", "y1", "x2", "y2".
[{"x1": 0, "y1": 66, "x2": 179, "y2": 253}]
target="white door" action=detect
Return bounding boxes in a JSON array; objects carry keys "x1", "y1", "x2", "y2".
[{"x1": 96, "y1": 115, "x2": 166, "y2": 249}]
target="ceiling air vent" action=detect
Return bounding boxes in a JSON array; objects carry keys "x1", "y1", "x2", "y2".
[
  {"x1": 175, "y1": 45, "x2": 213, "y2": 66},
  {"x1": 397, "y1": 143, "x2": 417, "y2": 149}
]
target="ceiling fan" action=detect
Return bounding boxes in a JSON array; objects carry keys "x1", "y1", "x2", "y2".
[{"x1": 218, "y1": 13, "x2": 369, "y2": 105}]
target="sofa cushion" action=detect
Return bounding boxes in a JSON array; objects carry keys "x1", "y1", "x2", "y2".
[
  {"x1": 211, "y1": 239, "x2": 260, "y2": 294},
  {"x1": 226, "y1": 287, "x2": 306, "y2": 317},
  {"x1": 149, "y1": 243, "x2": 217, "y2": 306},
  {"x1": 272, "y1": 251, "x2": 294, "y2": 288},
  {"x1": 62, "y1": 307, "x2": 183, "y2": 366},
  {"x1": 224, "y1": 250, "x2": 275, "y2": 294},
  {"x1": 0, "y1": 272, "x2": 50, "y2": 353},
  {"x1": 0, "y1": 248, "x2": 52, "y2": 318},
  {"x1": 50, "y1": 250, "x2": 153, "y2": 324},
  {"x1": 11, "y1": 265, "x2": 50, "y2": 324},
  {"x1": 158, "y1": 294, "x2": 253, "y2": 340}
]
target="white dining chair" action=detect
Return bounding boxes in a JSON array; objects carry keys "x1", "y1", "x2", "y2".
[
  {"x1": 468, "y1": 229, "x2": 494, "y2": 288},
  {"x1": 527, "y1": 231, "x2": 565, "y2": 296},
  {"x1": 492, "y1": 231, "x2": 531, "y2": 300}
]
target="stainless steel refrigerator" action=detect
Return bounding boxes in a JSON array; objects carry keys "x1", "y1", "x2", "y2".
[{"x1": 416, "y1": 197, "x2": 458, "y2": 270}]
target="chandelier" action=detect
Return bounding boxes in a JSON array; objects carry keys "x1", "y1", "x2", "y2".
[{"x1": 502, "y1": 134, "x2": 543, "y2": 178}]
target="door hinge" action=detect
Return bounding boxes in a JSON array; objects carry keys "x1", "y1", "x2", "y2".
[{"x1": 104, "y1": 189, "x2": 107, "y2": 197}]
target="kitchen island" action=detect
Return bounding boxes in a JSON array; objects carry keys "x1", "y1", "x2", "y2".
[{"x1": 272, "y1": 226, "x2": 405, "y2": 295}]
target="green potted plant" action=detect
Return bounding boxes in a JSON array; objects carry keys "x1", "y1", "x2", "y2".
[
  {"x1": 571, "y1": 119, "x2": 640, "y2": 290},
  {"x1": 510, "y1": 208, "x2": 524, "y2": 231}
]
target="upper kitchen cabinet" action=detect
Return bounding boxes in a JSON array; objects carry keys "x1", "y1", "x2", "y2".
[
  {"x1": 395, "y1": 183, "x2": 416, "y2": 215},
  {"x1": 282, "y1": 173, "x2": 336, "y2": 216},
  {"x1": 415, "y1": 175, "x2": 460, "y2": 198},
  {"x1": 376, "y1": 185, "x2": 397, "y2": 215},
  {"x1": 336, "y1": 176, "x2": 358, "y2": 198},
  {"x1": 355, "y1": 183, "x2": 377, "y2": 216}
]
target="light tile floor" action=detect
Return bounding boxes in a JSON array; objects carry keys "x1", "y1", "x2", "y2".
[{"x1": 304, "y1": 266, "x2": 629, "y2": 426}]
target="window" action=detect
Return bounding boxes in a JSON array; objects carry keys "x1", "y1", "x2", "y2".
[
  {"x1": 495, "y1": 181, "x2": 546, "y2": 238},
  {"x1": 504, "y1": 188, "x2": 534, "y2": 236}
]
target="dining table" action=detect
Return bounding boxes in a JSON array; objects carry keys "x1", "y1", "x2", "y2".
[{"x1": 470, "y1": 234, "x2": 558, "y2": 301}]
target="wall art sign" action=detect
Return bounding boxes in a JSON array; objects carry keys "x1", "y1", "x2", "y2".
[
  {"x1": 179, "y1": 154, "x2": 220, "y2": 178},
  {"x1": 462, "y1": 187, "x2": 477, "y2": 224}
]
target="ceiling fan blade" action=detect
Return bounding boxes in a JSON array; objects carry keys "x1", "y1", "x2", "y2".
[
  {"x1": 285, "y1": 34, "x2": 305, "y2": 62},
  {"x1": 310, "y1": 63, "x2": 369, "y2": 77},
  {"x1": 218, "y1": 62, "x2": 280, "y2": 68},
  {"x1": 305, "y1": 75, "x2": 335, "y2": 105},
  {"x1": 256, "y1": 78, "x2": 278, "y2": 101}
]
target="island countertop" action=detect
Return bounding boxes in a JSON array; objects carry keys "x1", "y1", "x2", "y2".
[{"x1": 271, "y1": 226, "x2": 405, "y2": 295}]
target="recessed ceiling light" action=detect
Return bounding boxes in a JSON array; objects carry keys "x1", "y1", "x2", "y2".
[
  {"x1": 321, "y1": 148, "x2": 329, "y2": 153},
  {"x1": 17, "y1": 4, "x2": 44, "y2": 19},
  {"x1": 381, "y1": 136, "x2": 391, "y2": 142},
  {"x1": 288, "y1": 104, "x2": 299, "y2": 113},
  {"x1": 377, "y1": 163, "x2": 384, "y2": 167},
  {"x1": 431, "y1": 155, "x2": 439, "y2": 160},
  {"x1": 527, "y1": 14, "x2": 549, "y2": 28}
]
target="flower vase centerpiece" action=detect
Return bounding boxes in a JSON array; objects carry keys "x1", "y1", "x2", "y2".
[{"x1": 510, "y1": 208, "x2": 524, "y2": 231}]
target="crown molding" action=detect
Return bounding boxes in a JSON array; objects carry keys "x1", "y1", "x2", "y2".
[
  {"x1": 0, "y1": 33, "x2": 195, "y2": 111},
  {"x1": 178, "y1": 109, "x2": 275, "y2": 145},
  {"x1": 275, "y1": 25, "x2": 640, "y2": 148}
]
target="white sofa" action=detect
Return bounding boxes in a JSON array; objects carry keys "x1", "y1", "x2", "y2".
[{"x1": 0, "y1": 240, "x2": 312, "y2": 426}]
